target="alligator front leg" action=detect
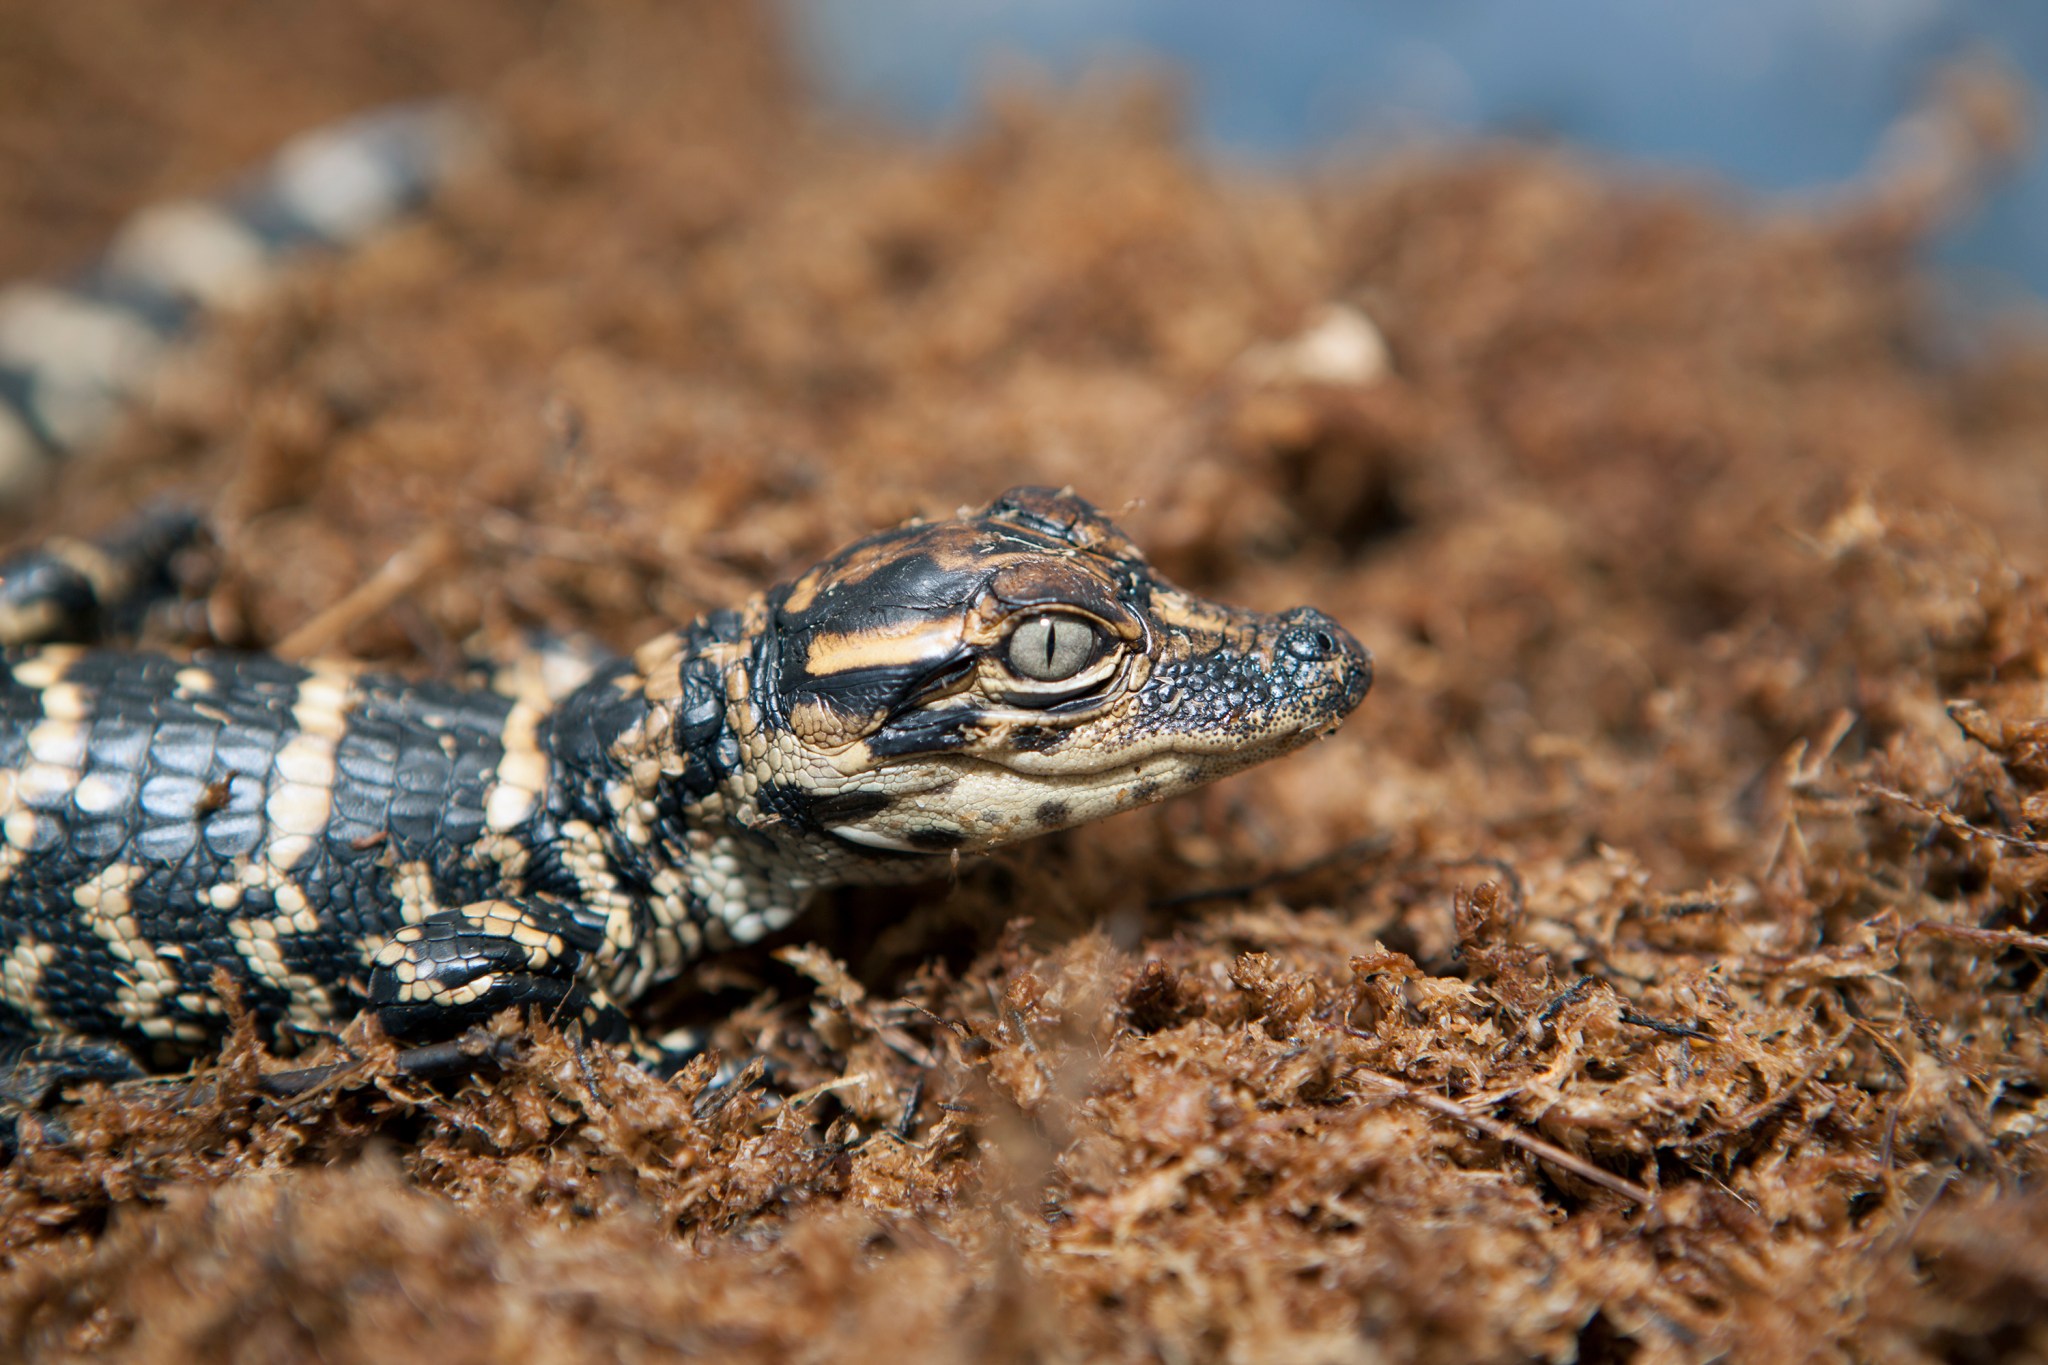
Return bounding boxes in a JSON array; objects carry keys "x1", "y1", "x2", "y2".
[
  {"x1": 0, "y1": 1033, "x2": 149, "y2": 1154},
  {"x1": 369, "y1": 897, "x2": 611, "y2": 1032},
  {"x1": 366, "y1": 897, "x2": 693, "y2": 1073}
]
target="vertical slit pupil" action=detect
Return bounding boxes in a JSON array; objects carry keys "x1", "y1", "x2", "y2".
[{"x1": 1010, "y1": 614, "x2": 1102, "y2": 681}]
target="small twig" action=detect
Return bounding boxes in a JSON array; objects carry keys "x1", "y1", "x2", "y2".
[
  {"x1": 897, "y1": 1073, "x2": 925, "y2": 1141},
  {"x1": 1344, "y1": 1059, "x2": 1658, "y2": 1207},
  {"x1": 785, "y1": 1072, "x2": 872, "y2": 1108},
  {"x1": 568, "y1": 1031, "x2": 611, "y2": 1109},
  {"x1": 1845, "y1": 1017, "x2": 1914, "y2": 1186},
  {"x1": 1863, "y1": 783, "x2": 2048, "y2": 857},
  {"x1": 1535, "y1": 978, "x2": 1597, "y2": 1027},
  {"x1": 1879, "y1": 1167, "x2": 1958, "y2": 1265},
  {"x1": 991, "y1": 979, "x2": 1060, "y2": 1100},
  {"x1": 1617, "y1": 1010, "x2": 1715, "y2": 1042},
  {"x1": 1152, "y1": 834, "x2": 1393, "y2": 909},
  {"x1": 1788, "y1": 710, "x2": 1859, "y2": 792},
  {"x1": 1003, "y1": 1001, "x2": 1042, "y2": 1059},
  {"x1": 875, "y1": 1022, "x2": 940, "y2": 1070},
  {"x1": 1903, "y1": 921, "x2": 2048, "y2": 955},
  {"x1": 273, "y1": 526, "x2": 458, "y2": 660},
  {"x1": 258, "y1": 1035, "x2": 519, "y2": 1098},
  {"x1": 691, "y1": 1057, "x2": 766, "y2": 1121}
]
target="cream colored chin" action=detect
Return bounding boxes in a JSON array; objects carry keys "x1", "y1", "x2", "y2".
[{"x1": 825, "y1": 745, "x2": 1280, "y2": 854}]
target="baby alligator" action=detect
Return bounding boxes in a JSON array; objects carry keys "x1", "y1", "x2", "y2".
[{"x1": 0, "y1": 487, "x2": 1370, "y2": 1096}]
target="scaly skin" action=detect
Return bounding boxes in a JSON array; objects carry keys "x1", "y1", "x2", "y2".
[{"x1": 0, "y1": 487, "x2": 1371, "y2": 1088}]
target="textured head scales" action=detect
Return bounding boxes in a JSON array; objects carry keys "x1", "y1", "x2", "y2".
[{"x1": 732, "y1": 486, "x2": 1372, "y2": 866}]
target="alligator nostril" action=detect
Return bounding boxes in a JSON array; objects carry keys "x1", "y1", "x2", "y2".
[{"x1": 1280, "y1": 614, "x2": 1348, "y2": 662}]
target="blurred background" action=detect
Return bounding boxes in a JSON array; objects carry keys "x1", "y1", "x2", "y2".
[{"x1": 794, "y1": 0, "x2": 2047, "y2": 303}]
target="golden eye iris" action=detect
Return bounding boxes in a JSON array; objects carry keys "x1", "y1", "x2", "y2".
[{"x1": 1006, "y1": 615, "x2": 1099, "y2": 682}]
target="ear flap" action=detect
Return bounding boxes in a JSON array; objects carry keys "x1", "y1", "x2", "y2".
[{"x1": 983, "y1": 486, "x2": 1143, "y2": 560}]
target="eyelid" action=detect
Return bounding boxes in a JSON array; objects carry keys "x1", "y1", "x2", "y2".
[
  {"x1": 1002, "y1": 608, "x2": 1109, "y2": 642},
  {"x1": 990, "y1": 656, "x2": 1124, "y2": 709}
]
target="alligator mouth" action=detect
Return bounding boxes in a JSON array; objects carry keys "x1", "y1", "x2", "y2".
[{"x1": 821, "y1": 730, "x2": 1347, "y2": 856}]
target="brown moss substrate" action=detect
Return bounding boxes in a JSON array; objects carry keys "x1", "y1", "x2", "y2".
[{"x1": 4, "y1": 3, "x2": 2048, "y2": 1361}]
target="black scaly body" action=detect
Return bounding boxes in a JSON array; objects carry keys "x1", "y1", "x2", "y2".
[
  {"x1": 0, "y1": 488, "x2": 1371, "y2": 1099},
  {"x1": 0, "y1": 649, "x2": 518, "y2": 1045}
]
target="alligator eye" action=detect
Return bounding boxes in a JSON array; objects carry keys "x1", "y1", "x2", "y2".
[{"x1": 1006, "y1": 614, "x2": 1099, "y2": 682}]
